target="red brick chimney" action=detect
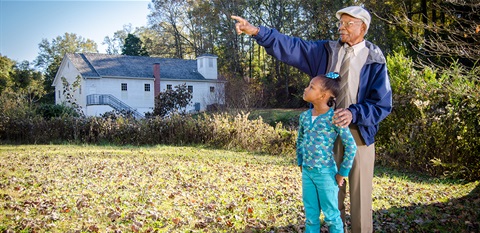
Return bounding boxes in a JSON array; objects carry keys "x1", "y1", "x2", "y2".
[{"x1": 153, "y1": 63, "x2": 160, "y2": 97}]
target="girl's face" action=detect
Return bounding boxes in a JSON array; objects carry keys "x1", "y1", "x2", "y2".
[{"x1": 303, "y1": 77, "x2": 325, "y2": 103}]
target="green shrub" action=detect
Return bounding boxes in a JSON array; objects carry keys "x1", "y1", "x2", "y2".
[
  {"x1": 377, "y1": 52, "x2": 480, "y2": 181},
  {"x1": 151, "y1": 83, "x2": 193, "y2": 117},
  {"x1": 35, "y1": 103, "x2": 79, "y2": 119}
]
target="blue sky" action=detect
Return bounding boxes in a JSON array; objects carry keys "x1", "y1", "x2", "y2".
[{"x1": 0, "y1": 0, "x2": 150, "y2": 64}]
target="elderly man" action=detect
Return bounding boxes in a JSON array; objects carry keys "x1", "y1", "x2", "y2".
[{"x1": 232, "y1": 6, "x2": 392, "y2": 233}]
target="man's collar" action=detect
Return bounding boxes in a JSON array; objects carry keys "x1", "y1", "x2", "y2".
[{"x1": 343, "y1": 40, "x2": 366, "y2": 55}]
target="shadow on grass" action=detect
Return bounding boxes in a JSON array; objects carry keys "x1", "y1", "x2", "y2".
[
  {"x1": 244, "y1": 184, "x2": 478, "y2": 232},
  {"x1": 242, "y1": 168, "x2": 479, "y2": 233},
  {"x1": 373, "y1": 166, "x2": 473, "y2": 185},
  {"x1": 373, "y1": 182, "x2": 479, "y2": 233}
]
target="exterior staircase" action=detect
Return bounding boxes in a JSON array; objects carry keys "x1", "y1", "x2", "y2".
[{"x1": 86, "y1": 94, "x2": 144, "y2": 119}]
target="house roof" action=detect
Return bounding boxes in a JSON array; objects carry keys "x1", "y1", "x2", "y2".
[{"x1": 66, "y1": 53, "x2": 206, "y2": 80}]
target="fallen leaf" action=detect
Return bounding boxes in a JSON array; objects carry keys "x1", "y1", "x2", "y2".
[
  {"x1": 172, "y1": 217, "x2": 181, "y2": 225},
  {"x1": 107, "y1": 211, "x2": 121, "y2": 221},
  {"x1": 88, "y1": 225, "x2": 99, "y2": 232}
]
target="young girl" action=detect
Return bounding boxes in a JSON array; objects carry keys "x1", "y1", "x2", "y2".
[{"x1": 297, "y1": 72, "x2": 357, "y2": 233}]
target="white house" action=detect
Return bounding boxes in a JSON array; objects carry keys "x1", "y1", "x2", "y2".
[{"x1": 52, "y1": 53, "x2": 225, "y2": 118}]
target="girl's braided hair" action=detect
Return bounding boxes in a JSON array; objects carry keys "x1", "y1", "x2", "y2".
[{"x1": 319, "y1": 72, "x2": 342, "y2": 109}]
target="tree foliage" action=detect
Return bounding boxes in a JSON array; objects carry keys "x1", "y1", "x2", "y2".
[
  {"x1": 35, "y1": 103, "x2": 80, "y2": 119},
  {"x1": 148, "y1": 0, "x2": 188, "y2": 59},
  {"x1": 378, "y1": 0, "x2": 479, "y2": 71},
  {"x1": 35, "y1": 32, "x2": 98, "y2": 72},
  {"x1": 152, "y1": 83, "x2": 193, "y2": 117},
  {"x1": 378, "y1": 51, "x2": 479, "y2": 181},
  {"x1": 121, "y1": 33, "x2": 149, "y2": 56},
  {"x1": 103, "y1": 24, "x2": 133, "y2": 55},
  {"x1": 35, "y1": 33, "x2": 98, "y2": 103},
  {"x1": 0, "y1": 56, "x2": 45, "y2": 117},
  {"x1": 10, "y1": 61, "x2": 45, "y2": 105},
  {"x1": 0, "y1": 55, "x2": 15, "y2": 95}
]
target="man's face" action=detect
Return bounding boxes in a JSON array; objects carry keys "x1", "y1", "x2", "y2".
[{"x1": 338, "y1": 14, "x2": 366, "y2": 46}]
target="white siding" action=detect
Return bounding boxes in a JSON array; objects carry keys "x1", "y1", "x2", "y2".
[
  {"x1": 85, "y1": 78, "x2": 154, "y2": 116},
  {"x1": 55, "y1": 55, "x2": 225, "y2": 117},
  {"x1": 159, "y1": 80, "x2": 224, "y2": 112},
  {"x1": 197, "y1": 55, "x2": 218, "y2": 80},
  {"x1": 54, "y1": 59, "x2": 84, "y2": 108}
]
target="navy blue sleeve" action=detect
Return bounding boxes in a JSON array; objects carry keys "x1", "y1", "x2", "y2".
[
  {"x1": 254, "y1": 26, "x2": 329, "y2": 77},
  {"x1": 349, "y1": 62, "x2": 392, "y2": 127}
]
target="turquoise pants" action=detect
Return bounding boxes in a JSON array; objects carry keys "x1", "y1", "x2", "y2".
[{"x1": 302, "y1": 166, "x2": 343, "y2": 233}]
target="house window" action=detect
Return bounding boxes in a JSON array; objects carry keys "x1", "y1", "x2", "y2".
[
  {"x1": 188, "y1": 85, "x2": 193, "y2": 93},
  {"x1": 121, "y1": 83, "x2": 127, "y2": 91},
  {"x1": 144, "y1": 84, "x2": 150, "y2": 92},
  {"x1": 210, "y1": 86, "x2": 215, "y2": 92},
  {"x1": 79, "y1": 86, "x2": 82, "y2": 94},
  {"x1": 199, "y1": 60, "x2": 203, "y2": 68},
  {"x1": 167, "y1": 84, "x2": 172, "y2": 90},
  {"x1": 209, "y1": 58, "x2": 213, "y2": 67}
]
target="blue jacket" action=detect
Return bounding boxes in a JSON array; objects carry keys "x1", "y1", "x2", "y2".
[{"x1": 254, "y1": 26, "x2": 392, "y2": 146}]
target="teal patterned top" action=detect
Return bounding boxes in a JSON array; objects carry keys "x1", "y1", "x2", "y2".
[{"x1": 296, "y1": 108, "x2": 357, "y2": 177}]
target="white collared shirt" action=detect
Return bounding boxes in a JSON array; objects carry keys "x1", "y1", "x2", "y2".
[{"x1": 334, "y1": 41, "x2": 369, "y2": 106}]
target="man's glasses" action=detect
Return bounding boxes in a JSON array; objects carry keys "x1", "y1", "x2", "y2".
[{"x1": 336, "y1": 21, "x2": 363, "y2": 28}]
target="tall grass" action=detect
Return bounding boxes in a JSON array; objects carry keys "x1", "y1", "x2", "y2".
[{"x1": 0, "y1": 112, "x2": 296, "y2": 157}]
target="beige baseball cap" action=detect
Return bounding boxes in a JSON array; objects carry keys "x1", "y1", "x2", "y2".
[{"x1": 336, "y1": 6, "x2": 371, "y2": 32}]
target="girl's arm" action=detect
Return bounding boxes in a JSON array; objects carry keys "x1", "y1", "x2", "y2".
[{"x1": 337, "y1": 127, "x2": 357, "y2": 177}]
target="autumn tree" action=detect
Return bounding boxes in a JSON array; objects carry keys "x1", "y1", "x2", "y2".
[
  {"x1": 0, "y1": 55, "x2": 14, "y2": 95},
  {"x1": 136, "y1": 26, "x2": 167, "y2": 57},
  {"x1": 103, "y1": 24, "x2": 133, "y2": 55},
  {"x1": 0, "y1": 57, "x2": 44, "y2": 100},
  {"x1": 0, "y1": 57, "x2": 45, "y2": 118},
  {"x1": 35, "y1": 33, "x2": 98, "y2": 103},
  {"x1": 11, "y1": 61, "x2": 45, "y2": 103},
  {"x1": 148, "y1": 0, "x2": 191, "y2": 59},
  {"x1": 229, "y1": 0, "x2": 318, "y2": 107},
  {"x1": 379, "y1": 0, "x2": 480, "y2": 72}
]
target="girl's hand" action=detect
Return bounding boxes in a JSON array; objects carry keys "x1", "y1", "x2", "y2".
[{"x1": 336, "y1": 174, "x2": 345, "y2": 186}]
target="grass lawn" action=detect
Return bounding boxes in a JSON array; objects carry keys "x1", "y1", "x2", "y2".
[{"x1": 0, "y1": 145, "x2": 478, "y2": 232}]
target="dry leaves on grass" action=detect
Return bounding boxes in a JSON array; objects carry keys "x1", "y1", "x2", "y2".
[
  {"x1": 0, "y1": 145, "x2": 304, "y2": 232},
  {"x1": 1, "y1": 145, "x2": 478, "y2": 232}
]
